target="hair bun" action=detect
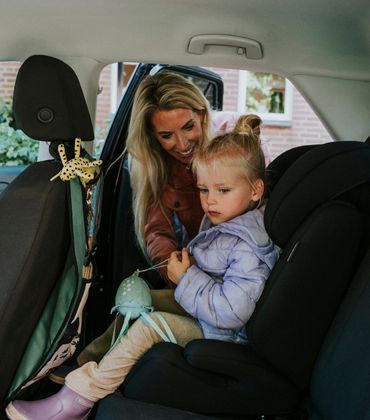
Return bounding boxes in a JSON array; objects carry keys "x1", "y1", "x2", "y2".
[{"x1": 234, "y1": 114, "x2": 261, "y2": 137}]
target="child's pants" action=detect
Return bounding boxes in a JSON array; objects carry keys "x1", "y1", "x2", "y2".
[
  {"x1": 77, "y1": 289, "x2": 187, "y2": 366},
  {"x1": 66, "y1": 311, "x2": 203, "y2": 401}
]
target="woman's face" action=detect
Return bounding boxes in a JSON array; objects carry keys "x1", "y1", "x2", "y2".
[{"x1": 151, "y1": 108, "x2": 203, "y2": 164}]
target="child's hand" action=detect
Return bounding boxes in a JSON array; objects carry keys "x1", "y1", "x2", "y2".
[{"x1": 167, "y1": 248, "x2": 192, "y2": 285}]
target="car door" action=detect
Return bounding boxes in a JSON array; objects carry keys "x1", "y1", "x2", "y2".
[{"x1": 86, "y1": 63, "x2": 224, "y2": 338}]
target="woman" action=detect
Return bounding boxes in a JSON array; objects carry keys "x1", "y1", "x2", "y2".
[
  {"x1": 126, "y1": 72, "x2": 212, "y2": 284},
  {"x1": 68, "y1": 72, "x2": 212, "y2": 368},
  {"x1": 49, "y1": 73, "x2": 272, "y2": 372}
]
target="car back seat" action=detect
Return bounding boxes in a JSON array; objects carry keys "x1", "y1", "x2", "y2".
[{"x1": 103, "y1": 141, "x2": 370, "y2": 419}]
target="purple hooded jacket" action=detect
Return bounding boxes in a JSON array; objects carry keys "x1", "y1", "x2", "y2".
[{"x1": 174, "y1": 205, "x2": 280, "y2": 343}]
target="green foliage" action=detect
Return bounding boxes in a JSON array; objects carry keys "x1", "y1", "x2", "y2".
[
  {"x1": 246, "y1": 72, "x2": 285, "y2": 114},
  {"x1": 0, "y1": 100, "x2": 39, "y2": 166}
]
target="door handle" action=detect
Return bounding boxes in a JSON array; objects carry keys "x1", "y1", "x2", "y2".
[{"x1": 188, "y1": 34, "x2": 263, "y2": 59}]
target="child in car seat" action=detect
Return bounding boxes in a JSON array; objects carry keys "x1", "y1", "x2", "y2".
[{"x1": 6, "y1": 114, "x2": 280, "y2": 420}]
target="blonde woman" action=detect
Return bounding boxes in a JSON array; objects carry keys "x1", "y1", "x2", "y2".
[
  {"x1": 126, "y1": 72, "x2": 212, "y2": 284},
  {"x1": 60, "y1": 72, "x2": 213, "y2": 368}
]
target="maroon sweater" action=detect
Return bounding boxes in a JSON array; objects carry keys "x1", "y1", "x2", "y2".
[{"x1": 144, "y1": 157, "x2": 204, "y2": 284}]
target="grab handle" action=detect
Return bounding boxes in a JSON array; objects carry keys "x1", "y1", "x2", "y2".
[{"x1": 188, "y1": 34, "x2": 263, "y2": 59}]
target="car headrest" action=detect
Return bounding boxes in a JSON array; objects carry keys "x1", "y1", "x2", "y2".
[
  {"x1": 265, "y1": 141, "x2": 370, "y2": 247},
  {"x1": 12, "y1": 55, "x2": 94, "y2": 142}
]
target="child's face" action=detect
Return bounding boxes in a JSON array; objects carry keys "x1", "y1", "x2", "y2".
[{"x1": 196, "y1": 163, "x2": 264, "y2": 225}]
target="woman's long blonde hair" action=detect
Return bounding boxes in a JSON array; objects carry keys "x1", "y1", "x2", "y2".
[{"x1": 126, "y1": 72, "x2": 211, "y2": 252}]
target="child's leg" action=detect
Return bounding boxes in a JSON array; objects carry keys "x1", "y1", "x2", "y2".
[
  {"x1": 151, "y1": 289, "x2": 188, "y2": 315},
  {"x1": 66, "y1": 312, "x2": 203, "y2": 402},
  {"x1": 77, "y1": 317, "x2": 122, "y2": 365},
  {"x1": 77, "y1": 289, "x2": 185, "y2": 366}
]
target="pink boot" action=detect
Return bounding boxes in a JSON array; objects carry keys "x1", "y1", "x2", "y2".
[{"x1": 5, "y1": 385, "x2": 94, "y2": 420}]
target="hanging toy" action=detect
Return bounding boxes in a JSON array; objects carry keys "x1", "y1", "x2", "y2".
[
  {"x1": 50, "y1": 138, "x2": 102, "y2": 187},
  {"x1": 110, "y1": 262, "x2": 177, "y2": 349}
]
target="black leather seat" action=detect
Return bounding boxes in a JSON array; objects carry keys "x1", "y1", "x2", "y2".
[
  {"x1": 95, "y1": 141, "x2": 370, "y2": 419},
  {"x1": 0, "y1": 55, "x2": 94, "y2": 408}
]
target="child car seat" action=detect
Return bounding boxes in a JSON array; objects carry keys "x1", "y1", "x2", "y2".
[
  {"x1": 98, "y1": 141, "x2": 370, "y2": 418},
  {"x1": 0, "y1": 55, "x2": 98, "y2": 408}
]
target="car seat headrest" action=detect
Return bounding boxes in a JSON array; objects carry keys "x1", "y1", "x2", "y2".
[
  {"x1": 265, "y1": 141, "x2": 370, "y2": 247},
  {"x1": 265, "y1": 145, "x2": 316, "y2": 196},
  {"x1": 12, "y1": 55, "x2": 94, "y2": 142}
]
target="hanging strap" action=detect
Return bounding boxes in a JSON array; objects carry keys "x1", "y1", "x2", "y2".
[
  {"x1": 108, "y1": 310, "x2": 178, "y2": 350},
  {"x1": 110, "y1": 312, "x2": 132, "y2": 349},
  {"x1": 140, "y1": 312, "x2": 177, "y2": 344},
  {"x1": 135, "y1": 259, "x2": 169, "y2": 274},
  {"x1": 69, "y1": 178, "x2": 87, "y2": 278}
]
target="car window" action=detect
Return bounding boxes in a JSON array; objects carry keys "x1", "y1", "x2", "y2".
[
  {"x1": 95, "y1": 63, "x2": 333, "y2": 163},
  {"x1": 0, "y1": 61, "x2": 334, "y2": 182},
  {"x1": 186, "y1": 75, "x2": 218, "y2": 106},
  {"x1": 94, "y1": 62, "x2": 138, "y2": 159},
  {"x1": 207, "y1": 66, "x2": 333, "y2": 162}
]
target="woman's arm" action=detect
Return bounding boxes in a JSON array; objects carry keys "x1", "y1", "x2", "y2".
[{"x1": 144, "y1": 202, "x2": 178, "y2": 284}]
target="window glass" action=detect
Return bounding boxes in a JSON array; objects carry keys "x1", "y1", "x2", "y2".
[
  {"x1": 184, "y1": 75, "x2": 217, "y2": 108},
  {"x1": 94, "y1": 63, "x2": 333, "y2": 164},
  {"x1": 94, "y1": 62, "x2": 137, "y2": 158},
  {"x1": 245, "y1": 72, "x2": 286, "y2": 114},
  {"x1": 0, "y1": 61, "x2": 335, "y2": 181},
  {"x1": 238, "y1": 70, "x2": 293, "y2": 124},
  {"x1": 205, "y1": 66, "x2": 332, "y2": 161},
  {"x1": 94, "y1": 63, "x2": 221, "y2": 157}
]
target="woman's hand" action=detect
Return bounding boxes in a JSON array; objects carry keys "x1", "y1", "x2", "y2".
[{"x1": 167, "y1": 248, "x2": 193, "y2": 284}]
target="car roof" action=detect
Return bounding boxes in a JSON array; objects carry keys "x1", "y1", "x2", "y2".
[{"x1": 0, "y1": 0, "x2": 369, "y2": 140}]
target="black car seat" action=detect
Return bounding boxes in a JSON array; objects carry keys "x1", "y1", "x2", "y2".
[
  {"x1": 308, "y1": 198, "x2": 370, "y2": 417},
  {"x1": 96, "y1": 141, "x2": 370, "y2": 419},
  {"x1": 0, "y1": 55, "x2": 98, "y2": 408}
]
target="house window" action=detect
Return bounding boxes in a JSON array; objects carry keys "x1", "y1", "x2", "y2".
[{"x1": 238, "y1": 70, "x2": 293, "y2": 126}]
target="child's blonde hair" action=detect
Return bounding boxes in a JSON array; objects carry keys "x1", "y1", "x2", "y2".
[{"x1": 192, "y1": 114, "x2": 266, "y2": 207}]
